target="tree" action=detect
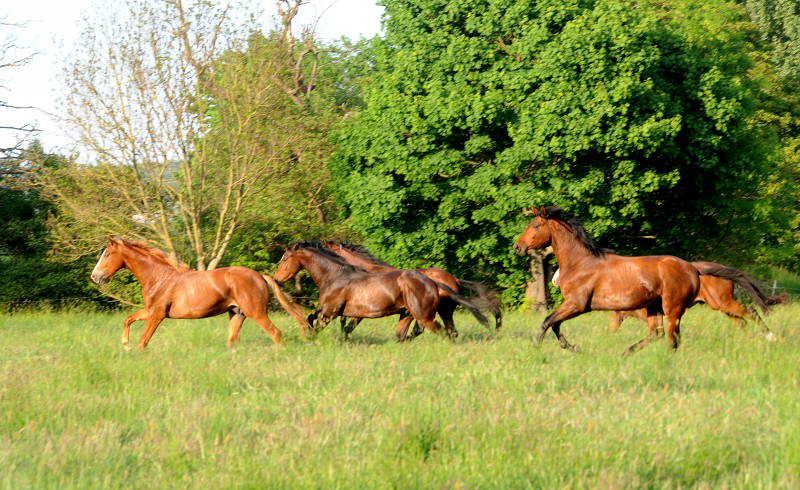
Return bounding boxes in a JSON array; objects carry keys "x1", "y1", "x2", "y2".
[
  {"x1": 36, "y1": 0, "x2": 340, "y2": 272},
  {"x1": 0, "y1": 142, "x2": 101, "y2": 308},
  {"x1": 0, "y1": 14, "x2": 41, "y2": 164},
  {"x1": 741, "y1": 0, "x2": 800, "y2": 272},
  {"x1": 331, "y1": 0, "x2": 772, "y2": 303}
]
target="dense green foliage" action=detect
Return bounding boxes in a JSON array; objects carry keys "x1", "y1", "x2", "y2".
[
  {"x1": 2, "y1": 306, "x2": 799, "y2": 487},
  {"x1": 743, "y1": 0, "x2": 800, "y2": 272},
  {"x1": 331, "y1": 0, "x2": 774, "y2": 302},
  {"x1": 0, "y1": 144, "x2": 98, "y2": 308}
]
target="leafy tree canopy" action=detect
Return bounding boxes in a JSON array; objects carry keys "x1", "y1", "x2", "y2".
[{"x1": 332, "y1": 0, "x2": 773, "y2": 302}]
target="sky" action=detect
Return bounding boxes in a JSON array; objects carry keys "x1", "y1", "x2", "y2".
[{"x1": 0, "y1": 0, "x2": 385, "y2": 153}]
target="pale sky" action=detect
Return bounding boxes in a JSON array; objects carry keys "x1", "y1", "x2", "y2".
[{"x1": 0, "y1": 0, "x2": 385, "y2": 153}]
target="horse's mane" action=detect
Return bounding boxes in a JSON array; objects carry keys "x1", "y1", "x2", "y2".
[
  {"x1": 544, "y1": 207, "x2": 607, "y2": 259},
  {"x1": 338, "y1": 242, "x2": 396, "y2": 268},
  {"x1": 115, "y1": 237, "x2": 191, "y2": 272},
  {"x1": 289, "y1": 240, "x2": 367, "y2": 272}
]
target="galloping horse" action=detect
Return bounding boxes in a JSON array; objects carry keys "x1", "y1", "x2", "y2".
[
  {"x1": 513, "y1": 207, "x2": 769, "y2": 353},
  {"x1": 273, "y1": 241, "x2": 451, "y2": 341},
  {"x1": 323, "y1": 240, "x2": 500, "y2": 336},
  {"x1": 91, "y1": 236, "x2": 310, "y2": 349},
  {"x1": 607, "y1": 260, "x2": 783, "y2": 338},
  {"x1": 552, "y1": 260, "x2": 781, "y2": 338}
]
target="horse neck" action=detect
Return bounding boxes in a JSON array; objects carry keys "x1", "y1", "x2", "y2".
[
  {"x1": 340, "y1": 249, "x2": 396, "y2": 273},
  {"x1": 548, "y1": 219, "x2": 596, "y2": 273},
  {"x1": 298, "y1": 250, "x2": 353, "y2": 288},
  {"x1": 117, "y1": 245, "x2": 179, "y2": 287}
]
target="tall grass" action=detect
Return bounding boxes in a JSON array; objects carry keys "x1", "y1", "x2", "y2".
[{"x1": 1, "y1": 304, "x2": 798, "y2": 488}]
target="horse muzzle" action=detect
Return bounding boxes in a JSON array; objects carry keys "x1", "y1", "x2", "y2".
[
  {"x1": 91, "y1": 272, "x2": 106, "y2": 284},
  {"x1": 513, "y1": 244, "x2": 528, "y2": 256},
  {"x1": 274, "y1": 279, "x2": 285, "y2": 287}
]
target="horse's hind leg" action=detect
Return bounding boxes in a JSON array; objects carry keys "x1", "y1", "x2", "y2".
[
  {"x1": 227, "y1": 308, "x2": 246, "y2": 347},
  {"x1": 721, "y1": 301, "x2": 775, "y2": 340},
  {"x1": 123, "y1": 308, "x2": 148, "y2": 349},
  {"x1": 396, "y1": 314, "x2": 415, "y2": 342},
  {"x1": 624, "y1": 312, "x2": 661, "y2": 356},
  {"x1": 438, "y1": 299, "x2": 458, "y2": 339},
  {"x1": 238, "y1": 303, "x2": 283, "y2": 345}
]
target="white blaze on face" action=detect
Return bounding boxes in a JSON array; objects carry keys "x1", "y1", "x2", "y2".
[{"x1": 92, "y1": 247, "x2": 108, "y2": 279}]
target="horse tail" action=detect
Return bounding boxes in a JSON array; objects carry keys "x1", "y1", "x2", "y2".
[
  {"x1": 457, "y1": 279, "x2": 503, "y2": 330},
  {"x1": 437, "y1": 282, "x2": 491, "y2": 329},
  {"x1": 262, "y1": 275, "x2": 312, "y2": 331},
  {"x1": 765, "y1": 292, "x2": 787, "y2": 306},
  {"x1": 697, "y1": 266, "x2": 769, "y2": 315}
]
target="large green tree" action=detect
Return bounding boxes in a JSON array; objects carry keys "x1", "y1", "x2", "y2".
[
  {"x1": 0, "y1": 143, "x2": 100, "y2": 308},
  {"x1": 332, "y1": 0, "x2": 772, "y2": 302}
]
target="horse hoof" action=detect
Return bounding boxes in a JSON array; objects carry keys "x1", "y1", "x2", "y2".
[
  {"x1": 765, "y1": 332, "x2": 777, "y2": 342},
  {"x1": 570, "y1": 344, "x2": 580, "y2": 353}
]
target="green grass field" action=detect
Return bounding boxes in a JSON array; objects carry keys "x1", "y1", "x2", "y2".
[{"x1": 1, "y1": 303, "x2": 799, "y2": 489}]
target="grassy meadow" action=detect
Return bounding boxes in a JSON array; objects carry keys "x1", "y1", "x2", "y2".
[{"x1": 1, "y1": 302, "x2": 799, "y2": 489}]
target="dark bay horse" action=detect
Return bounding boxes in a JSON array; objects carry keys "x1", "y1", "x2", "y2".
[
  {"x1": 91, "y1": 236, "x2": 310, "y2": 349},
  {"x1": 323, "y1": 240, "x2": 500, "y2": 336},
  {"x1": 607, "y1": 260, "x2": 784, "y2": 338},
  {"x1": 273, "y1": 241, "x2": 451, "y2": 341},
  {"x1": 512, "y1": 206, "x2": 769, "y2": 353}
]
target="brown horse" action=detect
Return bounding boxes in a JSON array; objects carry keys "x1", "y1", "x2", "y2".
[
  {"x1": 323, "y1": 240, "x2": 500, "y2": 336},
  {"x1": 91, "y1": 236, "x2": 310, "y2": 349},
  {"x1": 607, "y1": 260, "x2": 784, "y2": 338},
  {"x1": 512, "y1": 206, "x2": 769, "y2": 353},
  {"x1": 273, "y1": 241, "x2": 451, "y2": 341}
]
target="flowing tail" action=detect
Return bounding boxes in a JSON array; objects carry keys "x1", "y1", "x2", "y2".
[
  {"x1": 437, "y1": 283, "x2": 491, "y2": 329},
  {"x1": 262, "y1": 275, "x2": 312, "y2": 331},
  {"x1": 458, "y1": 279, "x2": 503, "y2": 330},
  {"x1": 697, "y1": 267, "x2": 769, "y2": 315}
]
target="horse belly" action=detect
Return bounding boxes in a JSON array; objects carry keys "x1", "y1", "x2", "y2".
[
  {"x1": 340, "y1": 288, "x2": 403, "y2": 318},
  {"x1": 589, "y1": 276, "x2": 659, "y2": 311},
  {"x1": 168, "y1": 282, "x2": 231, "y2": 319}
]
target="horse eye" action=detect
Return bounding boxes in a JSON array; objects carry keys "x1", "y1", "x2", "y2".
[{"x1": 533, "y1": 225, "x2": 539, "y2": 229}]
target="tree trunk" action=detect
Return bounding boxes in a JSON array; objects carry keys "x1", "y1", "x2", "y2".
[{"x1": 525, "y1": 248, "x2": 550, "y2": 312}]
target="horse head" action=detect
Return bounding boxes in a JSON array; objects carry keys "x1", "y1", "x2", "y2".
[
  {"x1": 513, "y1": 206, "x2": 552, "y2": 256},
  {"x1": 274, "y1": 243, "x2": 304, "y2": 286},
  {"x1": 91, "y1": 236, "x2": 126, "y2": 284}
]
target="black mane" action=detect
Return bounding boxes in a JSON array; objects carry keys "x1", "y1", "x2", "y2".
[
  {"x1": 338, "y1": 242, "x2": 396, "y2": 268},
  {"x1": 288, "y1": 240, "x2": 367, "y2": 272},
  {"x1": 544, "y1": 207, "x2": 607, "y2": 258}
]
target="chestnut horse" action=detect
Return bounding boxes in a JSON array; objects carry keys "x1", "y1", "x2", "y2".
[
  {"x1": 513, "y1": 207, "x2": 769, "y2": 353},
  {"x1": 273, "y1": 241, "x2": 451, "y2": 341},
  {"x1": 91, "y1": 236, "x2": 310, "y2": 349},
  {"x1": 323, "y1": 240, "x2": 500, "y2": 337},
  {"x1": 607, "y1": 260, "x2": 784, "y2": 338}
]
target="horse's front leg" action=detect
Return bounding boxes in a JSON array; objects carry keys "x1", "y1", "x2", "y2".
[
  {"x1": 137, "y1": 310, "x2": 167, "y2": 350},
  {"x1": 314, "y1": 314, "x2": 333, "y2": 334},
  {"x1": 535, "y1": 301, "x2": 583, "y2": 352},
  {"x1": 340, "y1": 317, "x2": 362, "y2": 341},
  {"x1": 122, "y1": 309, "x2": 148, "y2": 349}
]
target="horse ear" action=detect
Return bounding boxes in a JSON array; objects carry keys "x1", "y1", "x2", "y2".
[
  {"x1": 539, "y1": 206, "x2": 548, "y2": 217},
  {"x1": 107, "y1": 235, "x2": 115, "y2": 246}
]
